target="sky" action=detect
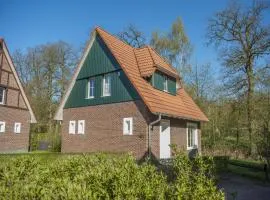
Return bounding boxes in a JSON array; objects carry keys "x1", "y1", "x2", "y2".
[{"x1": 1, "y1": 0, "x2": 269, "y2": 74}]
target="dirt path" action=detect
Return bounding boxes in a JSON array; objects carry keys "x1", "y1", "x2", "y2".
[{"x1": 218, "y1": 173, "x2": 270, "y2": 200}]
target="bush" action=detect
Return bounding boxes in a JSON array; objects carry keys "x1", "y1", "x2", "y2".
[
  {"x1": 168, "y1": 153, "x2": 224, "y2": 200},
  {"x1": 0, "y1": 153, "x2": 224, "y2": 200}
]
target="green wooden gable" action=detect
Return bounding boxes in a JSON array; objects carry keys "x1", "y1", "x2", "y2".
[
  {"x1": 64, "y1": 35, "x2": 140, "y2": 109},
  {"x1": 151, "y1": 71, "x2": 176, "y2": 95},
  {"x1": 77, "y1": 35, "x2": 120, "y2": 79}
]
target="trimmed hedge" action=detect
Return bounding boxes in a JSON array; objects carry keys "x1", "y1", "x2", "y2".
[{"x1": 0, "y1": 153, "x2": 224, "y2": 200}]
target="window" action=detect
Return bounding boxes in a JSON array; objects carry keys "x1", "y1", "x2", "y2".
[
  {"x1": 102, "y1": 74, "x2": 111, "y2": 96},
  {"x1": 69, "y1": 121, "x2": 76, "y2": 134},
  {"x1": 87, "y1": 78, "x2": 95, "y2": 98},
  {"x1": 78, "y1": 120, "x2": 85, "y2": 134},
  {"x1": 187, "y1": 123, "x2": 198, "y2": 150},
  {"x1": 14, "y1": 123, "x2": 21, "y2": 133},
  {"x1": 0, "y1": 87, "x2": 5, "y2": 104},
  {"x1": 0, "y1": 121, "x2": 5, "y2": 133},
  {"x1": 163, "y1": 75, "x2": 168, "y2": 92},
  {"x1": 123, "y1": 118, "x2": 133, "y2": 135}
]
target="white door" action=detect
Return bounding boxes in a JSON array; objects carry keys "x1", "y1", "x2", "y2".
[{"x1": 160, "y1": 120, "x2": 171, "y2": 159}]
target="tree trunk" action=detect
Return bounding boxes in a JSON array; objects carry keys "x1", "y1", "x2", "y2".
[{"x1": 246, "y1": 60, "x2": 255, "y2": 155}]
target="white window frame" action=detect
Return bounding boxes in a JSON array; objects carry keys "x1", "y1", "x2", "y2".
[
  {"x1": 0, "y1": 87, "x2": 5, "y2": 104},
  {"x1": 78, "y1": 120, "x2": 85, "y2": 134},
  {"x1": 123, "y1": 117, "x2": 133, "y2": 135},
  {"x1": 87, "y1": 78, "x2": 95, "y2": 99},
  {"x1": 0, "y1": 121, "x2": 5, "y2": 133},
  {"x1": 102, "y1": 74, "x2": 111, "y2": 97},
  {"x1": 14, "y1": 122, "x2": 21, "y2": 134},
  {"x1": 163, "y1": 75, "x2": 168, "y2": 92},
  {"x1": 186, "y1": 122, "x2": 198, "y2": 150},
  {"x1": 69, "y1": 120, "x2": 76, "y2": 134}
]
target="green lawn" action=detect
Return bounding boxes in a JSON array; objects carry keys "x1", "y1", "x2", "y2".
[{"x1": 226, "y1": 159, "x2": 267, "y2": 181}]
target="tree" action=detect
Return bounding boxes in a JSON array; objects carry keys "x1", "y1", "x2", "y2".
[
  {"x1": 12, "y1": 41, "x2": 77, "y2": 132},
  {"x1": 117, "y1": 24, "x2": 146, "y2": 48},
  {"x1": 207, "y1": 0, "x2": 270, "y2": 154},
  {"x1": 186, "y1": 62, "x2": 215, "y2": 101},
  {"x1": 151, "y1": 17, "x2": 192, "y2": 79}
]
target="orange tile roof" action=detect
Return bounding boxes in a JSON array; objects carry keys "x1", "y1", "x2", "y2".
[
  {"x1": 133, "y1": 46, "x2": 178, "y2": 78},
  {"x1": 95, "y1": 27, "x2": 208, "y2": 122}
]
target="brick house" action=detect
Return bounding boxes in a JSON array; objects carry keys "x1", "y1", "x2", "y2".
[
  {"x1": 54, "y1": 27, "x2": 208, "y2": 159},
  {"x1": 0, "y1": 39, "x2": 36, "y2": 152}
]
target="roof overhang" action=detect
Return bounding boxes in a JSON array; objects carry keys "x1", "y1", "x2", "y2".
[{"x1": 153, "y1": 112, "x2": 209, "y2": 122}]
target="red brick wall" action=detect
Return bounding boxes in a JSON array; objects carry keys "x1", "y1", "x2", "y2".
[
  {"x1": 0, "y1": 50, "x2": 31, "y2": 153},
  {"x1": 0, "y1": 106, "x2": 31, "y2": 152},
  {"x1": 62, "y1": 100, "x2": 201, "y2": 159},
  {"x1": 62, "y1": 100, "x2": 151, "y2": 158}
]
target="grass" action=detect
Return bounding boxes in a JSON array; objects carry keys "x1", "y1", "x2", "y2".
[
  {"x1": 227, "y1": 164, "x2": 266, "y2": 181},
  {"x1": 226, "y1": 158, "x2": 267, "y2": 181}
]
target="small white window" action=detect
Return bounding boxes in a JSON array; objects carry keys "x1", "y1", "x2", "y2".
[
  {"x1": 123, "y1": 118, "x2": 133, "y2": 135},
  {"x1": 163, "y1": 75, "x2": 168, "y2": 92},
  {"x1": 0, "y1": 87, "x2": 5, "y2": 104},
  {"x1": 14, "y1": 123, "x2": 21, "y2": 133},
  {"x1": 69, "y1": 121, "x2": 76, "y2": 134},
  {"x1": 87, "y1": 78, "x2": 95, "y2": 98},
  {"x1": 0, "y1": 121, "x2": 5, "y2": 133},
  {"x1": 187, "y1": 123, "x2": 198, "y2": 150},
  {"x1": 102, "y1": 74, "x2": 111, "y2": 97},
  {"x1": 78, "y1": 120, "x2": 85, "y2": 134}
]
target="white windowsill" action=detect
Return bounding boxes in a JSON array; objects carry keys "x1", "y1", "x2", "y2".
[
  {"x1": 85, "y1": 96, "x2": 94, "y2": 99},
  {"x1": 123, "y1": 133, "x2": 133, "y2": 136},
  {"x1": 187, "y1": 145, "x2": 198, "y2": 151}
]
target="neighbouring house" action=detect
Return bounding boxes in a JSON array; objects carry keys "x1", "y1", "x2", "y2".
[
  {"x1": 54, "y1": 27, "x2": 208, "y2": 159},
  {"x1": 0, "y1": 39, "x2": 36, "y2": 152}
]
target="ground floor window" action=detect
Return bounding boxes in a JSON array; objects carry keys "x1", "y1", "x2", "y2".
[
  {"x1": 0, "y1": 121, "x2": 5, "y2": 133},
  {"x1": 14, "y1": 122, "x2": 21, "y2": 133},
  {"x1": 69, "y1": 121, "x2": 76, "y2": 134},
  {"x1": 78, "y1": 120, "x2": 85, "y2": 134},
  {"x1": 123, "y1": 117, "x2": 133, "y2": 135},
  {"x1": 187, "y1": 122, "x2": 198, "y2": 150}
]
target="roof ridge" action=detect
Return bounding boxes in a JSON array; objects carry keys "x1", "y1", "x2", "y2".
[
  {"x1": 148, "y1": 46, "x2": 178, "y2": 73},
  {"x1": 147, "y1": 46, "x2": 156, "y2": 66},
  {"x1": 135, "y1": 45, "x2": 149, "y2": 50},
  {"x1": 95, "y1": 26, "x2": 134, "y2": 49},
  {"x1": 133, "y1": 48, "x2": 142, "y2": 76}
]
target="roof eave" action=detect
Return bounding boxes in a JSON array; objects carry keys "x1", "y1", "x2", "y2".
[
  {"x1": 153, "y1": 112, "x2": 209, "y2": 122},
  {"x1": 155, "y1": 65, "x2": 179, "y2": 79}
]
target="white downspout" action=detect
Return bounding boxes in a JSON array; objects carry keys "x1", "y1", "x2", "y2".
[{"x1": 148, "y1": 114, "x2": 162, "y2": 159}]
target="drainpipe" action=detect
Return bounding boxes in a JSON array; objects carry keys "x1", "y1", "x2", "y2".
[{"x1": 148, "y1": 114, "x2": 162, "y2": 159}]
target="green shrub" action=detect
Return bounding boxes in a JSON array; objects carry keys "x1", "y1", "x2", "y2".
[
  {"x1": 0, "y1": 153, "x2": 224, "y2": 200},
  {"x1": 168, "y1": 152, "x2": 224, "y2": 200}
]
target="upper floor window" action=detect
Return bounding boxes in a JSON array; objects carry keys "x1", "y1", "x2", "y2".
[
  {"x1": 102, "y1": 74, "x2": 111, "y2": 97},
  {"x1": 87, "y1": 78, "x2": 95, "y2": 98},
  {"x1": 163, "y1": 75, "x2": 168, "y2": 92},
  {"x1": 0, "y1": 87, "x2": 5, "y2": 104},
  {"x1": 187, "y1": 123, "x2": 198, "y2": 150}
]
